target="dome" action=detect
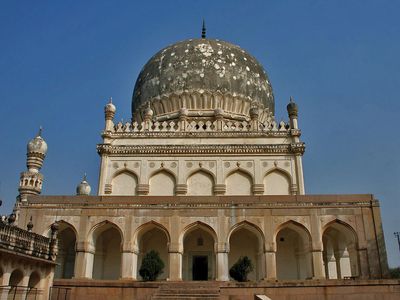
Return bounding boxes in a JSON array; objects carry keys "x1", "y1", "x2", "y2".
[
  {"x1": 132, "y1": 38, "x2": 274, "y2": 121},
  {"x1": 27, "y1": 128, "x2": 47, "y2": 155},
  {"x1": 76, "y1": 174, "x2": 91, "y2": 196}
]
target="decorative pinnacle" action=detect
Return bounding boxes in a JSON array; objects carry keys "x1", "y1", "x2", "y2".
[
  {"x1": 201, "y1": 19, "x2": 206, "y2": 39},
  {"x1": 290, "y1": 96, "x2": 294, "y2": 103},
  {"x1": 37, "y1": 126, "x2": 43, "y2": 137},
  {"x1": 109, "y1": 97, "x2": 113, "y2": 103},
  {"x1": 83, "y1": 173, "x2": 87, "y2": 182}
]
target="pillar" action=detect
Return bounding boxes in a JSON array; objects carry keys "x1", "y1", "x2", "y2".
[
  {"x1": 121, "y1": 251, "x2": 138, "y2": 280},
  {"x1": 312, "y1": 250, "x2": 326, "y2": 279},
  {"x1": 0, "y1": 271, "x2": 11, "y2": 300},
  {"x1": 264, "y1": 251, "x2": 276, "y2": 280},
  {"x1": 168, "y1": 252, "x2": 182, "y2": 281},
  {"x1": 358, "y1": 248, "x2": 369, "y2": 278},
  {"x1": 74, "y1": 250, "x2": 94, "y2": 278},
  {"x1": 216, "y1": 252, "x2": 229, "y2": 281}
]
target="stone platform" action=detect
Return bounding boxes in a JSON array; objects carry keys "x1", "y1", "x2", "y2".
[{"x1": 51, "y1": 279, "x2": 400, "y2": 300}]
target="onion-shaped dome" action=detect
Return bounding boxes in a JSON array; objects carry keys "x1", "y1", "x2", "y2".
[
  {"x1": 27, "y1": 128, "x2": 48, "y2": 155},
  {"x1": 132, "y1": 38, "x2": 274, "y2": 122},
  {"x1": 105, "y1": 97, "x2": 116, "y2": 113},
  {"x1": 76, "y1": 174, "x2": 91, "y2": 196}
]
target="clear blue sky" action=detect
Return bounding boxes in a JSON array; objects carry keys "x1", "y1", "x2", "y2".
[{"x1": 0, "y1": 1, "x2": 399, "y2": 267}]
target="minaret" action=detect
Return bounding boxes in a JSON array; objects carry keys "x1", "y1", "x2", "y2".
[
  {"x1": 104, "y1": 97, "x2": 116, "y2": 132},
  {"x1": 18, "y1": 127, "x2": 48, "y2": 202}
]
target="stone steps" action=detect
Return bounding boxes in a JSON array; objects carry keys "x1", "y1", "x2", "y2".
[{"x1": 151, "y1": 282, "x2": 220, "y2": 300}]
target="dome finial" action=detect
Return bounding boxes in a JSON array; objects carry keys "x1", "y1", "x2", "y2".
[
  {"x1": 290, "y1": 96, "x2": 294, "y2": 103},
  {"x1": 37, "y1": 126, "x2": 43, "y2": 137},
  {"x1": 201, "y1": 19, "x2": 206, "y2": 39},
  {"x1": 109, "y1": 97, "x2": 113, "y2": 104}
]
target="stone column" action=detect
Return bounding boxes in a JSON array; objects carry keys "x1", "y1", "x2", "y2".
[
  {"x1": 311, "y1": 249, "x2": 326, "y2": 279},
  {"x1": 168, "y1": 252, "x2": 182, "y2": 281},
  {"x1": 216, "y1": 252, "x2": 229, "y2": 281},
  {"x1": 121, "y1": 251, "x2": 138, "y2": 280},
  {"x1": 264, "y1": 250, "x2": 276, "y2": 280},
  {"x1": 0, "y1": 271, "x2": 11, "y2": 300},
  {"x1": 74, "y1": 242, "x2": 94, "y2": 278}
]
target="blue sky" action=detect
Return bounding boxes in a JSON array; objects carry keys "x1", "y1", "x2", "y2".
[{"x1": 0, "y1": 1, "x2": 400, "y2": 267}]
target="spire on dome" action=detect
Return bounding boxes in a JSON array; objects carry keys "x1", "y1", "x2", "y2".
[
  {"x1": 37, "y1": 126, "x2": 43, "y2": 137},
  {"x1": 201, "y1": 19, "x2": 206, "y2": 39}
]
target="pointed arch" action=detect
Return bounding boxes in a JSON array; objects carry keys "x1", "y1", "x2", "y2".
[
  {"x1": 181, "y1": 221, "x2": 218, "y2": 281},
  {"x1": 133, "y1": 221, "x2": 171, "y2": 249},
  {"x1": 9, "y1": 269, "x2": 24, "y2": 286},
  {"x1": 187, "y1": 169, "x2": 215, "y2": 196},
  {"x1": 28, "y1": 271, "x2": 41, "y2": 288},
  {"x1": 228, "y1": 221, "x2": 265, "y2": 281},
  {"x1": 275, "y1": 220, "x2": 313, "y2": 279},
  {"x1": 134, "y1": 221, "x2": 170, "y2": 280},
  {"x1": 264, "y1": 168, "x2": 292, "y2": 195},
  {"x1": 225, "y1": 168, "x2": 253, "y2": 195},
  {"x1": 322, "y1": 219, "x2": 359, "y2": 279},
  {"x1": 111, "y1": 169, "x2": 138, "y2": 195},
  {"x1": 148, "y1": 169, "x2": 176, "y2": 196},
  {"x1": 227, "y1": 220, "x2": 265, "y2": 246},
  {"x1": 54, "y1": 221, "x2": 78, "y2": 279},
  {"x1": 89, "y1": 220, "x2": 123, "y2": 280}
]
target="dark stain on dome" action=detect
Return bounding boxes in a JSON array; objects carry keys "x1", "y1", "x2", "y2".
[{"x1": 132, "y1": 38, "x2": 274, "y2": 116}]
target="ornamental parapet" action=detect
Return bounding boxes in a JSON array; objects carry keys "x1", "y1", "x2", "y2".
[
  {"x1": 103, "y1": 118, "x2": 293, "y2": 137},
  {"x1": 0, "y1": 222, "x2": 56, "y2": 261}
]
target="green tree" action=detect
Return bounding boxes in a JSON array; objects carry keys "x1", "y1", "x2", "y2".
[
  {"x1": 139, "y1": 250, "x2": 165, "y2": 281},
  {"x1": 229, "y1": 256, "x2": 254, "y2": 282}
]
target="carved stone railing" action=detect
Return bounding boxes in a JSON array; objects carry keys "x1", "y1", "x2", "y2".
[
  {"x1": 110, "y1": 119, "x2": 290, "y2": 134},
  {"x1": 0, "y1": 222, "x2": 57, "y2": 261}
]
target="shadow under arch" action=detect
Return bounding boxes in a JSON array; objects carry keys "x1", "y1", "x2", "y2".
[
  {"x1": 275, "y1": 219, "x2": 313, "y2": 280},
  {"x1": 322, "y1": 218, "x2": 360, "y2": 279},
  {"x1": 88, "y1": 220, "x2": 124, "y2": 280},
  {"x1": 227, "y1": 220, "x2": 266, "y2": 281},
  {"x1": 180, "y1": 221, "x2": 218, "y2": 281},
  {"x1": 134, "y1": 221, "x2": 171, "y2": 280},
  {"x1": 53, "y1": 220, "x2": 78, "y2": 279}
]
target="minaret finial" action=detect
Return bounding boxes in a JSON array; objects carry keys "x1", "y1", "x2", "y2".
[
  {"x1": 290, "y1": 96, "x2": 294, "y2": 103},
  {"x1": 83, "y1": 172, "x2": 87, "y2": 181},
  {"x1": 109, "y1": 97, "x2": 113, "y2": 104},
  {"x1": 38, "y1": 126, "x2": 43, "y2": 137},
  {"x1": 201, "y1": 19, "x2": 206, "y2": 39}
]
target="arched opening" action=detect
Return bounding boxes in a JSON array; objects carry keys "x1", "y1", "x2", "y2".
[
  {"x1": 112, "y1": 171, "x2": 138, "y2": 195},
  {"x1": 264, "y1": 170, "x2": 290, "y2": 195},
  {"x1": 228, "y1": 223, "x2": 264, "y2": 281},
  {"x1": 225, "y1": 170, "x2": 252, "y2": 195},
  {"x1": 187, "y1": 170, "x2": 214, "y2": 195},
  {"x1": 92, "y1": 223, "x2": 122, "y2": 280},
  {"x1": 276, "y1": 223, "x2": 313, "y2": 279},
  {"x1": 55, "y1": 224, "x2": 76, "y2": 279},
  {"x1": 28, "y1": 272, "x2": 40, "y2": 288},
  {"x1": 9, "y1": 269, "x2": 23, "y2": 286},
  {"x1": 149, "y1": 170, "x2": 176, "y2": 195},
  {"x1": 182, "y1": 224, "x2": 216, "y2": 281},
  {"x1": 323, "y1": 221, "x2": 359, "y2": 279},
  {"x1": 136, "y1": 224, "x2": 170, "y2": 280}
]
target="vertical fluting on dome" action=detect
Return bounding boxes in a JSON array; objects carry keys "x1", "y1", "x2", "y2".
[{"x1": 131, "y1": 38, "x2": 274, "y2": 123}]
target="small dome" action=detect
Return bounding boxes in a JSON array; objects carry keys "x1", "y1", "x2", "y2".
[
  {"x1": 27, "y1": 128, "x2": 48, "y2": 155},
  {"x1": 76, "y1": 174, "x2": 91, "y2": 196},
  {"x1": 105, "y1": 98, "x2": 116, "y2": 113},
  {"x1": 287, "y1": 97, "x2": 298, "y2": 117},
  {"x1": 132, "y1": 38, "x2": 274, "y2": 121}
]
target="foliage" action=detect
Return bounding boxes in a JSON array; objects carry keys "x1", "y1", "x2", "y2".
[
  {"x1": 229, "y1": 256, "x2": 254, "y2": 282},
  {"x1": 389, "y1": 267, "x2": 400, "y2": 279},
  {"x1": 139, "y1": 250, "x2": 165, "y2": 281}
]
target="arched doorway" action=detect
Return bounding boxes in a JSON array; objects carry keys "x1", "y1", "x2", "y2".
[
  {"x1": 323, "y1": 221, "x2": 359, "y2": 279},
  {"x1": 55, "y1": 224, "x2": 76, "y2": 279},
  {"x1": 28, "y1": 272, "x2": 40, "y2": 288},
  {"x1": 92, "y1": 223, "x2": 123, "y2": 280},
  {"x1": 228, "y1": 223, "x2": 265, "y2": 281},
  {"x1": 276, "y1": 222, "x2": 313, "y2": 279},
  {"x1": 136, "y1": 223, "x2": 170, "y2": 280},
  {"x1": 182, "y1": 224, "x2": 216, "y2": 281}
]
